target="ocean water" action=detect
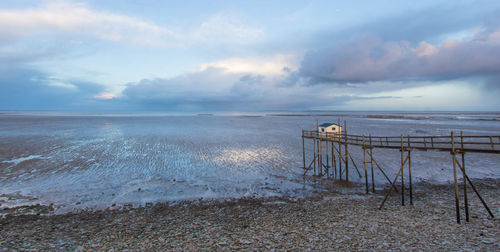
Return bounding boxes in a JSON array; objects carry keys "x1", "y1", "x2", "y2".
[{"x1": 0, "y1": 111, "x2": 499, "y2": 212}]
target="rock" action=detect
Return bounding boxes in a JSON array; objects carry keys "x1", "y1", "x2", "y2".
[{"x1": 482, "y1": 238, "x2": 496, "y2": 244}]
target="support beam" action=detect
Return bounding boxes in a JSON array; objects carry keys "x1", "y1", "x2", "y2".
[
  {"x1": 401, "y1": 135, "x2": 405, "y2": 206},
  {"x1": 313, "y1": 138, "x2": 316, "y2": 176},
  {"x1": 344, "y1": 120, "x2": 349, "y2": 182},
  {"x1": 347, "y1": 152, "x2": 363, "y2": 178},
  {"x1": 370, "y1": 134, "x2": 375, "y2": 193},
  {"x1": 461, "y1": 131, "x2": 469, "y2": 222},
  {"x1": 451, "y1": 131, "x2": 461, "y2": 224},
  {"x1": 408, "y1": 135, "x2": 413, "y2": 206},
  {"x1": 363, "y1": 135, "x2": 369, "y2": 194},
  {"x1": 379, "y1": 155, "x2": 409, "y2": 210},
  {"x1": 371, "y1": 157, "x2": 399, "y2": 192},
  {"x1": 302, "y1": 131, "x2": 306, "y2": 170},
  {"x1": 454, "y1": 156, "x2": 494, "y2": 218},
  {"x1": 326, "y1": 139, "x2": 329, "y2": 178}
]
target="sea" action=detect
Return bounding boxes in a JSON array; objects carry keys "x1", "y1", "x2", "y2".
[{"x1": 0, "y1": 111, "x2": 499, "y2": 213}]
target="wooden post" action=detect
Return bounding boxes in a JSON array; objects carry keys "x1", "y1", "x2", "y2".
[
  {"x1": 344, "y1": 120, "x2": 349, "y2": 182},
  {"x1": 363, "y1": 135, "x2": 368, "y2": 193},
  {"x1": 401, "y1": 135, "x2": 405, "y2": 206},
  {"x1": 317, "y1": 139, "x2": 320, "y2": 176},
  {"x1": 461, "y1": 131, "x2": 469, "y2": 222},
  {"x1": 302, "y1": 130, "x2": 306, "y2": 170},
  {"x1": 319, "y1": 139, "x2": 323, "y2": 176},
  {"x1": 326, "y1": 138, "x2": 329, "y2": 178},
  {"x1": 408, "y1": 135, "x2": 413, "y2": 206},
  {"x1": 408, "y1": 152, "x2": 413, "y2": 206},
  {"x1": 338, "y1": 142, "x2": 342, "y2": 180},
  {"x1": 313, "y1": 138, "x2": 316, "y2": 176},
  {"x1": 451, "y1": 131, "x2": 461, "y2": 224},
  {"x1": 333, "y1": 142, "x2": 337, "y2": 179},
  {"x1": 331, "y1": 142, "x2": 335, "y2": 178},
  {"x1": 316, "y1": 121, "x2": 319, "y2": 176},
  {"x1": 338, "y1": 118, "x2": 342, "y2": 180},
  {"x1": 370, "y1": 134, "x2": 375, "y2": 193}
]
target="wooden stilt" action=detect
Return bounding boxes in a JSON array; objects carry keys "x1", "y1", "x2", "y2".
[
  {"x1": 451, "y1": 131, "x2": 461, "y2": 224},
  {"x1": 331, "y1": 142, "x2": 335, "y2": 178},
  {"x1": 370, "y1": 134, "x2": 375, "y2": 193},
  {"x1": 344, "y1": 120, "x2": 349, "y2": 182},
  {"x1": 338, "y1": 139, "x2": 342, "y2": 180},
  {"x1": 319, "y1": 139, "x2": 323, "y2": 176},
  {"x1": 333, "y1": 143, "x2": 337, "y2": 179},
  {"x1": 401, "y1": 135, "x2": 405, "y2": 206},
  {"x1": 338, "y1": 118, "x2": 341, "y2": 180},
  {"x1": 363, "y1": 135, "x2": 369, "y2": 194},
  {"x1": 326, "y1": 139, "x2": 329, "y2": 178},
  {"x1": 408, "y1": 150, "x2": 413, "y2": 206},
  {"x1": 461, "y1": 131, "x2": 469, "y2": 222},
  {"x1": 302, "y1": 131, "x2": 306, "y2": 170},
  {"x1": 317, "y1": 139, "x2": 320, "y2": 176},
  {"x1": 313, "y1": 138, "x2": 316, "y2": 176},
  {"x1": 408, "y1": 135, "x2": 413, "y2": 206}
]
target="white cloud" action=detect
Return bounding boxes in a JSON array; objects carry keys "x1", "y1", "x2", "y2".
[
  {"x1": 193, "y1": 13, "x2": 264, "y2": 45},
  {"x1": 197, "y1": 54, "x2": 299, "y2": 76},
  {"x1": 0, "y1": 0, "x2": 263, "y2": 48},
  {"x1": 93, "y1": 92, "x2": 117, "y2": 100},
  {"x1": 0, "y1": 1, "x2": 169, "y2": 47}
]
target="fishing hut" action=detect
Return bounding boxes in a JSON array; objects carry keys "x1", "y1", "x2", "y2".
[
  {"x1": 318, "y1": 123, "x2": 341, "y2": 136},
  {"x1": 301, "y1": 119, "x2": 499, "y2": 224}
]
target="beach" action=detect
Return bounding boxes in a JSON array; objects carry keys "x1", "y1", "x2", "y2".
[
  {"x1": 1, "y1": 112, "x2": 499, "y2": 250},
  {"x1": 1, "y1": 179, "x2": 498, "y2": 250}
]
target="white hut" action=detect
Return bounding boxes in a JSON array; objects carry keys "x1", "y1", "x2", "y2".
[{"x1": 318, "y1": 123, "x2": 342, "y2": 137}]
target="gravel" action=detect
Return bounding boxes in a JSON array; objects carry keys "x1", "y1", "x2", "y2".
[{"x1": 1, "y1": 179, "x2": 499, "y2": 251}]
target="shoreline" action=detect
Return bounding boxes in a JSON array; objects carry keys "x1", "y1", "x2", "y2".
[{"x1": 1, "y1": 179, "x2": 499, "y2": 250}]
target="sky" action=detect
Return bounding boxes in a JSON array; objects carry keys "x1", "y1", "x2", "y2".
[{"x1": 1, "y1": 0, "x2": 500, "y2": 112}]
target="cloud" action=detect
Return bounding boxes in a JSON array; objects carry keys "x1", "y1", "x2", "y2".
[
  {"x1": 0, "y1": 0, "x2": 168, "y2": 47},
  {"x1": 193, "y1": 13, "x2": 264, "y2": 45},
  {"x1": 197, "y1": 54, "x2": 298, "y2": 76},
  {"x1": 93, "y1": 92, "x2": 117, "y2": 100},
  {"x1": 299, "y1": 27, "x2": 500, "y2": 84},
  {"x1": 0, "y1": 65, "x2": 110, "y2": 110},
  {"x1": 119, "y1": 55, "x2": 408, "y2": 111},
  {"x1": 0, "y1": 1, "x2": 263, "y2": 48}
]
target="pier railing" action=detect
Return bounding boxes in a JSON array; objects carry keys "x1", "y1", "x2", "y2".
[{"x1": 302, "y1": 130, "x2": 500, "y2": 154}]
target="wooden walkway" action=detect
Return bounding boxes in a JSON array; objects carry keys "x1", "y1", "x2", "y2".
[
  {"x1": 301, "y1": 121, "x2": 499, "y2": 224},
  {"x1": 303, "y1": 131, "x2": 500, "y2": 154}
]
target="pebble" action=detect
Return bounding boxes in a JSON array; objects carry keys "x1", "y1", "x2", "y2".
[{"x1": 0, "y1": 179, "x2": 498, "y2": 250}]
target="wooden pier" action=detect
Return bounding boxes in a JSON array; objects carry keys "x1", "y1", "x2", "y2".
[{"x1": 302, "y1": 120, "x2": 499, "y2": 223}]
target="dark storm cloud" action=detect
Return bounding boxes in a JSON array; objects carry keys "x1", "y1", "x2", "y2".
[
  {"x1": 299, "y1": 1, "x2": 500, "y2": 85},
  {"x1": 122, "y1": 67, "x2": 264, "y2": 111},
  {"x1": 120, "y1": 65, "x2": 408, "y2": 111},
  {"x1": 299, "y1": 31, "x2": 500, "y2": 84}
]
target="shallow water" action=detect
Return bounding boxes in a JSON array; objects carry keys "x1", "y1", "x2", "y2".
[{"x1": 0, "y1": 111, "x2": 499, "y2": 212}]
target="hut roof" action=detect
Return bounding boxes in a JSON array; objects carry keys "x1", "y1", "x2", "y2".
[{"x1": 319, "y1": 123, "x2": 339, "y2": 127}]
